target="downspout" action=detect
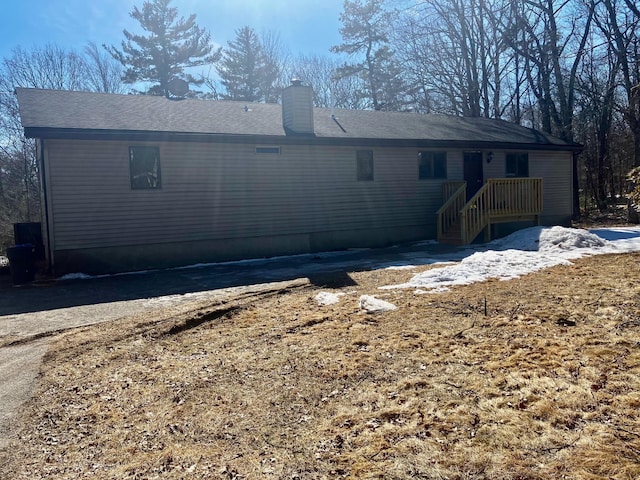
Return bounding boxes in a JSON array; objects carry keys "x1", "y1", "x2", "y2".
[{"x1": 38, "y1": 139, "x2": 54, "y2": 274}]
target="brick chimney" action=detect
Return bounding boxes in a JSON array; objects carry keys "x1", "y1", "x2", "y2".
[{"x1": 282, "y1": 79, "x2": 314, "y2": 135}]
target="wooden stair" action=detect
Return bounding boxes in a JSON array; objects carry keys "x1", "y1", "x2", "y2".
[
  {"x1": 437, "y1": 178, "x2": 543, "y2": 246},
  {"x1": 437, "y1": 221, "x2": 466, "y2": 245}
]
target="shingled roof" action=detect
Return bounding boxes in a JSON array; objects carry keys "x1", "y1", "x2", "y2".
[{"x1": 16, "y1": 88, "x2": 581, "y2": 151}]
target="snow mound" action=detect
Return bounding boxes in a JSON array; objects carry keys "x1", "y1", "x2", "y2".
[
  {"x1": 383, "y1": 226, "x2": 619, "y2": 292},
  {"x1": 490, "y1": 226, "x2": 612, "y2": 252},
  {"x1": 538, "y1": 226, "x2": 610, "y2": 251},
  {"x1": 359, "y1": 295, "x2": 397, "y2": 313},
  {"x1": 314, "y1": 291, "x2": 344, "y2": 306}
]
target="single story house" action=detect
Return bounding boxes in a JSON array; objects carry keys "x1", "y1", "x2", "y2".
[{"x1": 16, "y1": 81, "x2": 581, "y2": 275}]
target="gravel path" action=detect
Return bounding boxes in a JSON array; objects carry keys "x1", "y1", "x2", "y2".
[{"x1": 0, "y1": 339, "x2": 49, "y2": 449}]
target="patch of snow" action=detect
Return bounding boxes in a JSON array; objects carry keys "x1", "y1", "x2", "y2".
[
  {"x1": 56, "y1": 250, "x2": 357, "y2": 281},
  {"x1": 359, "y1": 295, "x2": 397, "y2": 313},
  {"x1": 142, "y1": 291, "x2": 216, "y2": 307},
  {"x1": 488, "y1": 226, "x2": 611, "y2": 252},
  {"x1": 52, "y1": 226, "x2": 640, "y2": 295},
  {"x1": 314, "y1": 291, "x2": 345, "y2": 306},
  {"x1": 58, "y1": 272, "x2": 94, "y2": 280},
  {"x1": 58, "y1": 269, "x2": 154, "y2": 281},
  {"x1": 539, "y1": 226, "x2": 610, "y2": 251},
  {"x1": 383, "y1": 226, "x2": 640, "y2": 292}
]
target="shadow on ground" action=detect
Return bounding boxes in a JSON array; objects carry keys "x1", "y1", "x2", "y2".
[{"x1": 0, "y1": 241, "x2": 461, "y2": 316}]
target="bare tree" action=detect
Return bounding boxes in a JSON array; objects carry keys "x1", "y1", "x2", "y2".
[
  {"x1": 588, "y1": 0, "x2": 640, "y2": 220},
  {"x1": 623, "y1": 0, "x2": 640, "y2": 17},
  {"x1": 576, "y1": 25, "x2": 623, "y2": 211},
  {"x1": 290, "y1": 54, "x2": 336, "y2": 108},
  {"x1": 393, "y1": 0, "x2": 523, "y2": 118},
  {"x1": 259, "y1": 30, "x2": 290, "y2": 103},
  {"x1": 392, "y1": 12, "x2": 442, "y2": 114},
  {"x1": 506, "y1": 0, "x2": 594, "y2": 140},
  {"x1": 83, "y1": 42, "x2": 126, "y2": 93},
  {"x1": 0, "y1": 44, "x2": 95, "y2": 249},
  {"x1": 505, "y1": 0, "x2": 595, "y2": 218},
  {"x1": 598, "y1": 0, "x2": 640, "y2": 167},
  {"x1": 291, "y1": 53, "x2": 365, "y2": 109},
  {"x1": 2, "y1": 44, "x2": 88, "y2": 92}
]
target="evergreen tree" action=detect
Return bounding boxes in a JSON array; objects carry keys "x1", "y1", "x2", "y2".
[
  {"x1": 217, "y1": 26, "x2": 278, "y2": 102},
  {"x1": 106, "y1": 0, "x2": 220, "y2": 97},
  {"x1": 331, "y1": 0, "x2": 406, "y2": 111}
]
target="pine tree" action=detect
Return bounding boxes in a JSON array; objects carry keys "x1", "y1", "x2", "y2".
[
  {"x1": 216, "y1": 26, "x2": 282, "y2": 103},
  {"x1": 331, "y1": 0, "x2": 406, "y2": 111},
  {"x1": 106, "y1": 0, "x2": 220, "y2": 97}
]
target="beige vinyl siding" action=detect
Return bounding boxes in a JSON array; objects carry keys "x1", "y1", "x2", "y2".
[
  {"x1": 45, "y1": 139, "x2": 447, "y2": 251},
  {"x1": 529, "y1": 151, "x2": 573, "y2": 222},
  {"x1": 483, "y1": 150, "x2": 572, "y2": 218},
  {"x1": 482, "y1": 151, "x2": 504, "y2": 180}
]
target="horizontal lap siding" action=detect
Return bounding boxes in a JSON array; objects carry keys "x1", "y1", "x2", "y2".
[
  {"x1": 484, "y1": 150, "x2": 572, "y2": 220},
  {"x1": 529, "y1": 151, "x2": 573, "y2": 220},
  {"x1": 47, "y1": 140, "x2": 443, "y2": 250}
]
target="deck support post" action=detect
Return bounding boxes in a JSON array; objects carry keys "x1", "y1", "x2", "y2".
[
  {"x1": 484, "y1": 224, "x2": 491, "y2": 243},
  {"x1": 460, "y1": 211, "x2": 467, "y2": 245},
  {"x1": 437, "y1": 178, "x2": 543, "y2": 245}
]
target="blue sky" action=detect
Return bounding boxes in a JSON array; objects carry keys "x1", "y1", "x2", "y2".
[{"x1": 1, "y1": 0, "x2": 345, "y2": 61}]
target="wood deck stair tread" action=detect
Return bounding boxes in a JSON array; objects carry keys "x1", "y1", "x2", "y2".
[{"x1": 437, "y1": 178, "x2": 543, "y2": 246}]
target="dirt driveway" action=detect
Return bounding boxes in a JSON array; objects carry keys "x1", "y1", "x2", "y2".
[
  {"x1": 0, "y1": 276, "x2": 315, "y2": 449},
  {"x1": 0, "y1": 240, "x2": 461, "y2": 449}
]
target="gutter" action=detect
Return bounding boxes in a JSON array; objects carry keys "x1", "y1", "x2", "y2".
[{"x1": 23, "y1": 127, "x2": 584, "y2": 153}]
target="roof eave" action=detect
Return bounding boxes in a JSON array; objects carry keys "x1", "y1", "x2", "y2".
[{"x1": 23, "y1": 127, "x2": 583, "y2": 152}]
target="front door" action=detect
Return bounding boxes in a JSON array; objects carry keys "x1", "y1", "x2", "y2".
[{"x1": 464, "y1": 152, "x2": 484, "y2": 200}]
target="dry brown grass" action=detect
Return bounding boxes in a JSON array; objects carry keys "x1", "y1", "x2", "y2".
[{"x1": 2, "y1": 253, "x2": 640, "y2": 479}]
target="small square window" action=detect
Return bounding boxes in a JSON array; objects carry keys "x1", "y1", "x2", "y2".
[
  {"x1": 418, "y1": 151, "x2": 447, "y2": 179},
  {"x1": 357, "y1": 150, "x2": 374, "y2": 181},
  {"x1": 130, "y1": 146, "x2": 161, "y2": 189},
  {"x1": 506, "y1": 153, "x2": 529, "y2": 177}
]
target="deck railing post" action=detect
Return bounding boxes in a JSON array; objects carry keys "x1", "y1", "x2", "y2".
[
  {"x1": 461, "y1": 210, "x2": 467, "y2": 245},
  {"x1": 440, "y1": 178, "x2": 542, "y2": 245},
  {"x1": 436, "y1": 182, "x2": 467, "y2": 243}
]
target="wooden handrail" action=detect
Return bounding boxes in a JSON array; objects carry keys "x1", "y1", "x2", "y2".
[
  {"x1": 436, "y1": 182, "x2": 466, "y2": 239},
  {"x1": 460, "y1": 187, "x2": 489, "y2": 245},
  {"x1": 459, "y1": 178, "x2": 543, "y2": 244},
  {"x1": 441, "y1": 181, "x2": 466, "y2": 203},
  {"x1": 485, "y1": 178, "x2": 543, "y2": 216}
]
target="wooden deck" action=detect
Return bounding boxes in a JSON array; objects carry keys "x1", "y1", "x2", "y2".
[{"x1": 437, "y1": 178, "x2": 543, "y2": 245}]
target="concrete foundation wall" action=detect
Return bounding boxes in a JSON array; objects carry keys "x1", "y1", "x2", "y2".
[{"x1": 52, "y1": 224, "x2": 434, "y2": 275}]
